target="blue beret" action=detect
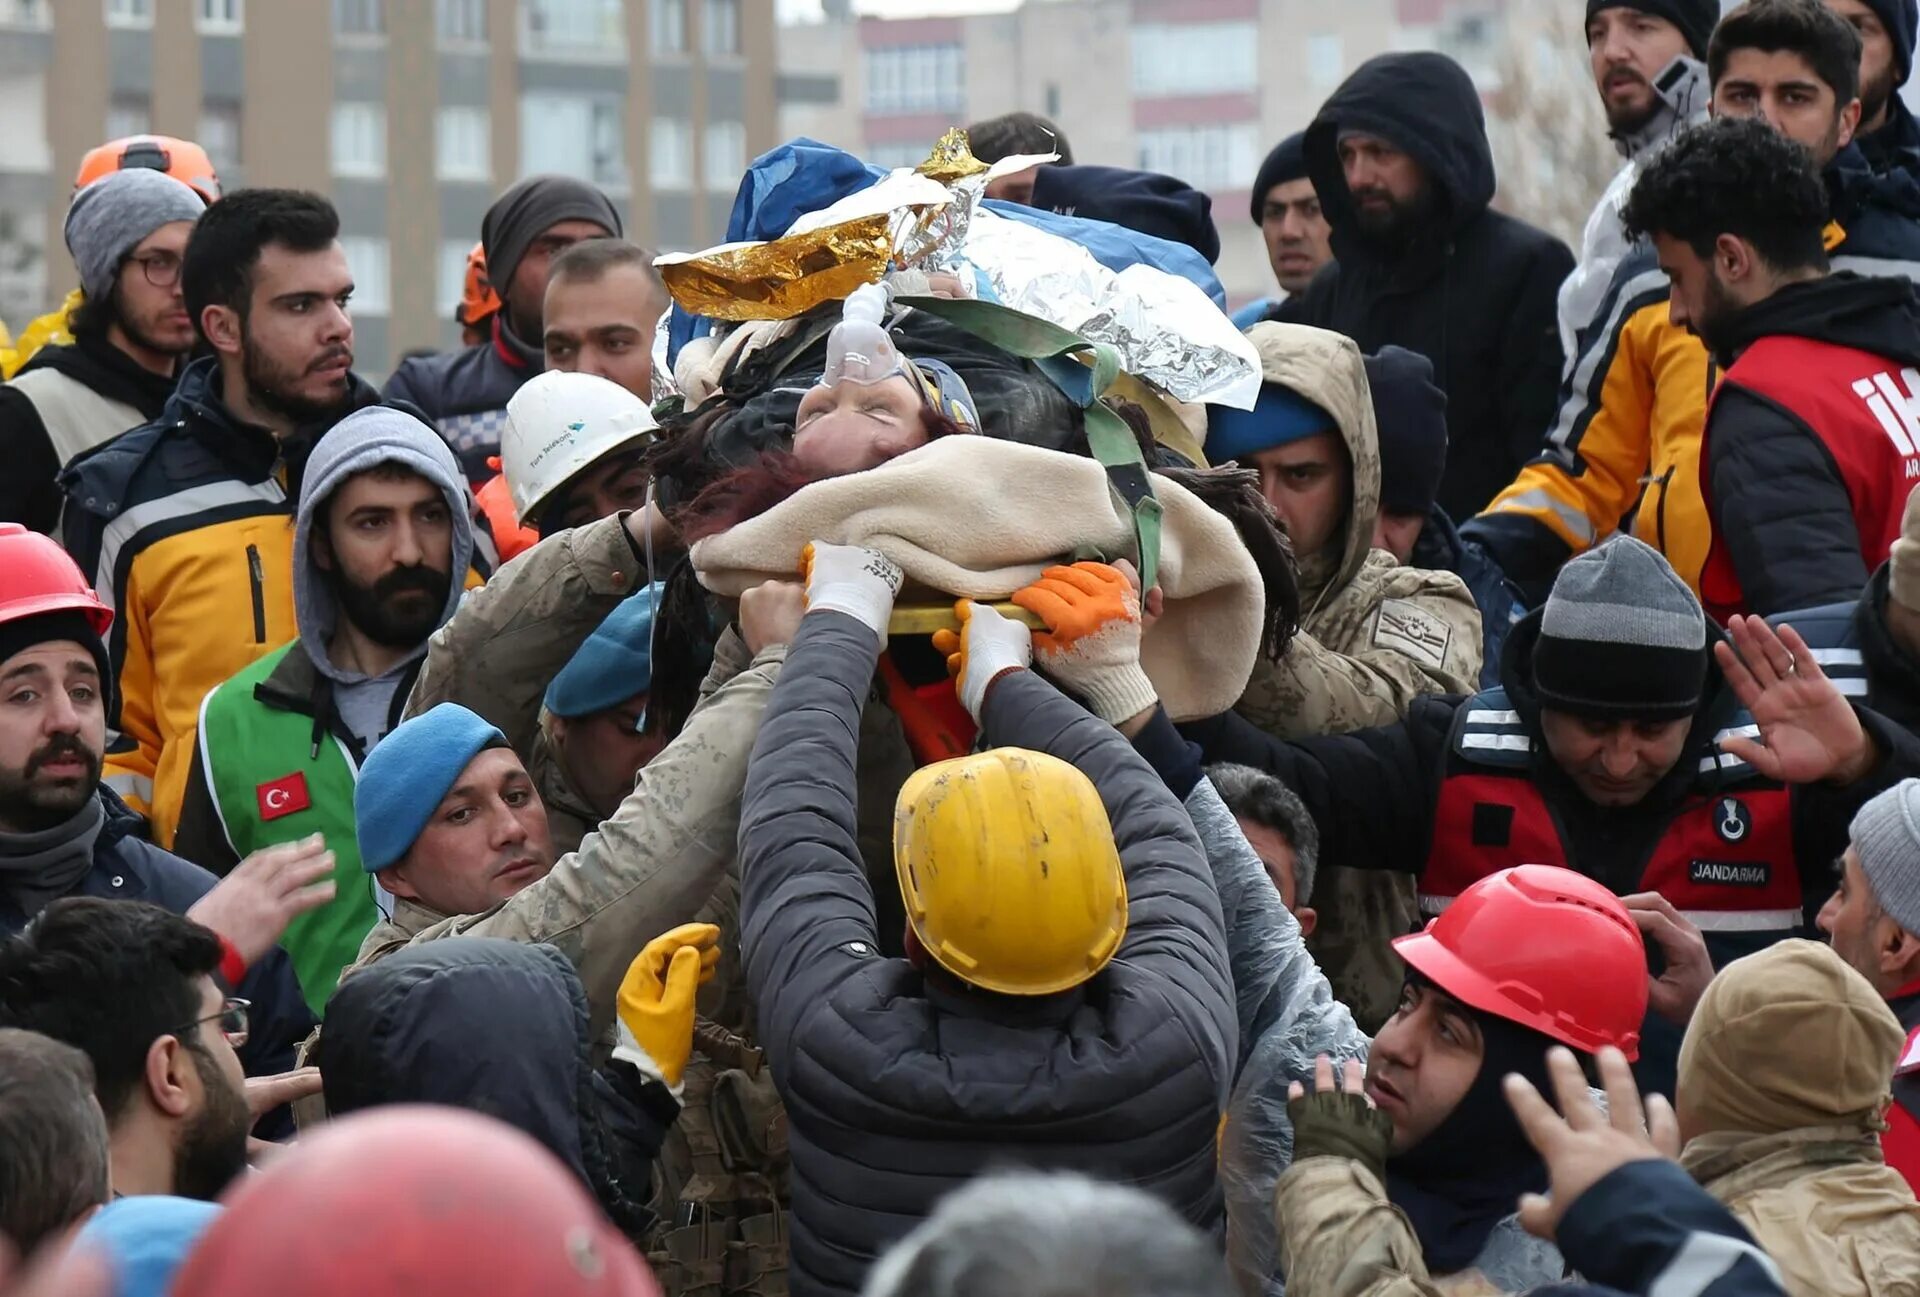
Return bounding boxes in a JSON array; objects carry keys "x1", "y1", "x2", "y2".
[
  {"x1": 76, "y1": 1196, "x2": 221, "y2": 1297},
  {"x1": 1206, "y1": 382, "x2": 1339, "y2": 463},
  {"x1": 544, "y1": 584, "x2": 662, "y2": 721},
  {"x1": 355, "y1": 703, "x2": 507, "y2": 873}
]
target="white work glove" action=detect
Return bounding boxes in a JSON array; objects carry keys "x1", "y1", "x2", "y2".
[
  {"x1": 1011, "y1": 562, "x2": 1159, "y2": 725},
  {"x1": 931, "y1": 601, "x2": 1033, "y2": 722},
  {"x1": 801, "y1": 540, "x2": 903, "y2": 645},
  {"x1": 1891, "y1": 482, "x2": 1920, "y2": 613}
]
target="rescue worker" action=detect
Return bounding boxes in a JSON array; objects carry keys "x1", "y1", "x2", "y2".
[
  {"x1": 171, "y1": 407, "x2": 482, "y2": 1014},
  {"x1": 1206, "y1": 763, "x2": 1319, "y2": 934},
  {"x1": 455, "y1": 241, "x2": 499, "y2": 347},
  {"x1": 500, "y1": 370, "x2": 660, "y2": 545},
  {"x1": 1211, "y1": 321, "x2": 1482, "y2": 1030},
  {"x1": 1815, "y1": 778, "x2": 1920, "y2": 1193},
  {"x1": 1620, "y1": 115, "x2": 1920, "y2": 619},
  {"x1": 385, "y1": 176, "x2": 621, "y2": 484},
  {"x1": 1282, "y1": 50, "x2": 1575, "y2": 518},
  {"x1": 59, "y1": 189, "x2": 390, "y2": 848},
  {"x1": 1183, "y1": 534, "x2": 1920, "y2": 1095},
  {"x1": 542, "y1": 239, "x2": 670, "y2": 402},
  {"x1": 170, "y1": 1107, "x2": 665, "y2": 1297},
  {"x1": 0, "y1": 169, "x2": 205, "y2": 532},
  {"x1": 736, "y1": 545, "x2": 1235, "y2": 1297},
  {"x1": 1674, "y1": 939, "x2": 1920, "y2": 1296}
]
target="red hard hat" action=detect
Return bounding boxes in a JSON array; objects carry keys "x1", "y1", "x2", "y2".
[
  {"x1": 0, "y1": 523, "x2": 112, "y2": 639},
  {"x1": 1393, "y1": 865, "x2": 1648, "y2": 1060},
  {"x1": 170, "y1": 1106, "x2": 662, "y2": 1297}
]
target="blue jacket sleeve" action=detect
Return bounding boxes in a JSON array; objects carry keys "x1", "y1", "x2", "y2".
[{"x1": 1557, "y1": 1159, "x2": 1787, "y2": 1296}]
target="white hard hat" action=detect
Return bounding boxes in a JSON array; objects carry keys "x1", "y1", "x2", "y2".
[{"x1": 502, "y1": 370, "x2": 658, "y2": 526}]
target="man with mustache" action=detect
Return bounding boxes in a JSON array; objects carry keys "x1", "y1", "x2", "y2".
[
  {"x1": 61, "y1": 190, "x2": 440, "y2": 851},
  {"x1": 172, "y1": 407, "x2": 483, "y2": 1014}
]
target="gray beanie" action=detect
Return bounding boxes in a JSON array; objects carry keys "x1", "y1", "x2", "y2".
[
  {"x1": 1531, "y1": 535, "x2": 1710, "y2": 721},
  {"x1": 1854, "y1": 779, "x2": 1920, "y2": 935},
  {"x1": 63, "y1": 168, "x2": 205, "y2": 301}
]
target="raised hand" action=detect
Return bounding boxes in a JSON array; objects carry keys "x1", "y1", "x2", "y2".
[
  {"x1": 1714, "y1": 616, "x2": 1873, "y2": 785},
  {"x1": 187, "y1": 835, "x2": 336, "y2": 969}
]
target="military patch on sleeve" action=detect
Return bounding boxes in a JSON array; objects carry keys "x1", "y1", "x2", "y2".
[{"x1": 1372, "y1": 599, "x2": 1453, "y2": 670}]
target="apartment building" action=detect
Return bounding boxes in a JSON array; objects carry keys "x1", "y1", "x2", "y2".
[{"x1": 0, "y1": 0, "x2": 776, "y2": 375}]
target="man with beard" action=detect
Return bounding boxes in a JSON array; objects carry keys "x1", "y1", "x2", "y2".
[
  {"x1": 173, "y1": 407, "x2": 481, "y2": 1014},
  {"x1": 1282, "y1": 51, "x2": 1574, "y2": 519},
  {"x1": 1624, "y1": 116, "x2": 1920, "y2": 618},
  {"x1": 0, "y1": 168, "x2": 204, "y2": 533},
  {"x1": 0, "y1": 900, "x2": 258, "y2": 1202},
  {"x1": 1828, "y1": 0, "x2": 1920, "y2": 177},
  {"x1": 61, "y1": 190, "x2": 408, "y2": 850}
]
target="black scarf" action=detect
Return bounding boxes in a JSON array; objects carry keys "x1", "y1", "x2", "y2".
[
  {"x1": 0, "y1": 795, "x2": 104, "y2": 920},
  {"x1": 1384, "y1": 992, "x2": 1557, "y2": 1274}
]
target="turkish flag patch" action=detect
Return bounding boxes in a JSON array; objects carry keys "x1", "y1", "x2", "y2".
[{"x1": 256, "y1": 772, "x2": 311, "y2": 822}]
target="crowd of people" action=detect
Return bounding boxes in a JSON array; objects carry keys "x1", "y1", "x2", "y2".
[{"x1": 4, "y1": 0, "x2": 1920, "y2": 1294}]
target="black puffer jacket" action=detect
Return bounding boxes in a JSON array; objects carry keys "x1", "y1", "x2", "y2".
[
  {"x1": 319, "y1": 936, "x2": 671, "y2": 1236},
  {"x1": 382, "y1": 315, "x2": 542, "y2": 485},
  {"x1": 737, "y1": 612, "x2": 1236, "y2": 1297},
  {"x1": 1280, "y1": 52, "x2": 1574, "y2": 518}
]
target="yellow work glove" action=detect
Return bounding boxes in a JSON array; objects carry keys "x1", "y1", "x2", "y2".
[
  {"x1": 612, "y1": 922, "x2": 722, "y2": 1102},
  {"x1": 1892, "y1": 482, "x2": 1920, "y2": 613},
  {"x1": 1011, "y1": 562, "x2": 1159, "y2": 725},
  {"x1": 931, "y1": 599, "x2": 1032, "y2": 722}
]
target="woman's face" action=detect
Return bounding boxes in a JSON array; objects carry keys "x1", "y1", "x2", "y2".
[{"x1": 792, "y1": 373, "x2": 931, "y2": 477}]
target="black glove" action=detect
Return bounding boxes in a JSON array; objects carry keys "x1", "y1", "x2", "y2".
[{"x1": 1289, "y1": 1080, "x2": 1394, "y2": 1180}]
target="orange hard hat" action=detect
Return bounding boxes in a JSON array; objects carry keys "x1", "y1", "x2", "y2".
[
  {"x1": 458, "y1": 240, "x2": 501, "y2": 328},
  {"x1": 1393, "y1": 864, "x2": 1649, "y2": 1059},
  {"x1": 0, "y1": 523, "x2": 112, "y2": 640},
  {"x1": 75, "y1": 135, "x2": 221, "y2": 205},
  {"x1": 170, "y1": 1106, "x2": 661, "y2": 1297}
]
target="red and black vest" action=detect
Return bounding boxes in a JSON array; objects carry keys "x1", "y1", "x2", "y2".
[
  {"x1": 1419, "y1": 689, "x2": 1802, "y2": 938},
  {"x1": 1886, "y1": 979, "x2": 1920, "y2": 1195},
  {"x1": 1700, "y1": 335, "x2": 1920, "y2": 622}
]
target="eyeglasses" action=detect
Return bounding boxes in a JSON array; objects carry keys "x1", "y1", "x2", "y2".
[
  {"x1": 167, "y1": 997, "x2": 250, "y2": 1049},
  {"x1": 127, "y1": 252, "x2": 183, "y2": 289}
]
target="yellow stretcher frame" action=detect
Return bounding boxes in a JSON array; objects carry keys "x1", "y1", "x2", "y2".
[{"x1": 887, "y1": 602, "x2": 1044, "y2": 636}]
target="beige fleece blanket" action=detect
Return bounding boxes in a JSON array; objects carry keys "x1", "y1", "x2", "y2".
[{"x1": 691, "y1": 437, "x2": 1261, "y2": 719}]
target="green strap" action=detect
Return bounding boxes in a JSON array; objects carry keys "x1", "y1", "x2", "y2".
[{"x1": 896, "y1": 295, "x2": 1164, "y2": 591}]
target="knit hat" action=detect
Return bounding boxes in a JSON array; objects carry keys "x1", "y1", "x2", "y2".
[
  {"x1": 1365, "y1": 346, "x2": 1448, "y2": 517},
  {"x1": 0, "y1": 610, "x2": 111, "y2": 700},
  {"x1": 480, "y1": 175, "x2": 621, "y2": 307},
  {"x1": 1531, "y1": 535, "x2": 1709, "y2": 720},
  {"x1": 1864, "y1": 0, "x2": 1918, "y2": 85},
  {"x1": 63, "y1": 168, "x2": 206, "y2": 301},
  {"x1": 1205, "y1": 383, "x2": 1340, "y2": 463},
  {"x1": 1586, "y1": 0, "x2": 1719, "y2": 60},
  {"x1": 75, "y1": 1195, "x2": 222, "y2": 1297},
  {"x1": 1249, "y1": 132, "x2": 1309, "y2": 226},
  {"x1": 355, "y1": 703, "x2": 509, "y2": 873},
  {"x1": 1852, "y1": 778, "x2": 1920, "y2": 934},
  {"x1": 1030, "y1": 164, "x2": 1222, "y2": 265},
  {"x1": 1677, "y1": 939, "x2": 1903, "y2": 1135},
  {"x1": 544, "y1": 585, "x2": 662, "y2": 720}
]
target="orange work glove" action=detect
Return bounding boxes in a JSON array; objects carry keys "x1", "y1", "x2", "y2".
[{"x1": 1011, "y1": 561, "x2": 1159, "y2": 725}]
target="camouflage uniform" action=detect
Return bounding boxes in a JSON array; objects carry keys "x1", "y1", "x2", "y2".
[{"x1": 1232, "y1": 324, "x2": 1484, "y2": 1031}]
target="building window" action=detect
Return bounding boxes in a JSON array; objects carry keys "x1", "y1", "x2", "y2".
[
  {"x1": 524, "y1": 0, "x2": 624, "y2": 55},
  {"x1": 200, "y1": 100, "x2": 241, "y2": 173},
  {"x1": 438, "y1": 238, "x2": 471, "y2": 316},
  {"x1": 105, "y1": 96, "x2": 150, "y2": 141},
  {"x1": 0, "y1": 1, "x2": 50, "y2": 29},
  {"x1": 1307, "y1": 34, "x2": 1344, "y2": 89},
  {"x1": 867, "y1": 141, "x2": 930, "y2": 171},
  {"x1": 105, "y1": 0, "x2": 152, "y2": 27},
  {"x1": 1044, "y1": 82, "x2": 1060, "y2": 119},
  {"x1": 1130, "y1": 22, "x2": 1257, "y2": 97},
  {"x1": 339, "y1": 236, "x2": 390, "y2": 315},
  {"x1": 703, "y1": 120, "x2": 745, "y2": 192},
  {"x1": 863, "y1": 44, "x2": 964, "y2": 115},
  {"x1": 331, "y1": 102, "x2": 387, "y2": 178},
  {"x1": 704, "y1": 0, "x2": 739, "y2": 56},
  {"x1": 333, "y1": 0, "x2": 383, "y2": 36},
  {"x1": 197, "y1": 0, "x2": 241, "y2": 31},
  {"x1": 1136, "y1": 122, "x2": 1259, "y2": 193},
  {"x1": 436, "y1": 106, "x2": 491, "y2": 181},
  {"x1": 650, "y1": 0, "x2": 685, "y2": 53},
  {"x1": 649, "y1": 117, "x2": 692, "y2": 189},
  {"x1": 521, "y1": 94, "x2": 627, "y2": 190},
  {"x1": 436, "y1": 0, "x2": 485, "y2": 44}
]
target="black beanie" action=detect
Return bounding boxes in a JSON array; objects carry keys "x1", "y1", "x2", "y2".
[
  {"x1": 480, "y1": 175, "x2": 622, "y2": 302},
  {"x1": 1865, "y1": 0, "x2": 1919, "y2": 85},
  {"x1": 1364, "y1": 346, "x2": 1448, "y2": 518},
  {"x1": 1530, "y1": 536, "x2": 1709, "y2": 721},
  {"x1": 0, "y1": 610, "x2": 111, "y2": 704},
  {"x1": 1586, "y1": 0, "x2": 1719, "y2": 59},
  {"x1": 1249, "y1": 132, "x2": 1309, "y2": 226},
  {"x1": 1030, "y1": 164, "x2": 1221, "y2": 265}
]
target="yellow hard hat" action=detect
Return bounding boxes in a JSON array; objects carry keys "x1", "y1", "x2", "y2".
[{"x1": 893, "y1": 747, "x2": 1127, "y2": 997}]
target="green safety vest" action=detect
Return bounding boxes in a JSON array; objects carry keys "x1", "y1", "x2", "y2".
[{"x1": 197, "y1": 643, "x2": 378, "y2": 1016}]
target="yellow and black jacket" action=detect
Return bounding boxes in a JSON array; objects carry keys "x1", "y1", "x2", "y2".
[{"x1": 60, "y1": 354, "x2": 386, "y2": 848}]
